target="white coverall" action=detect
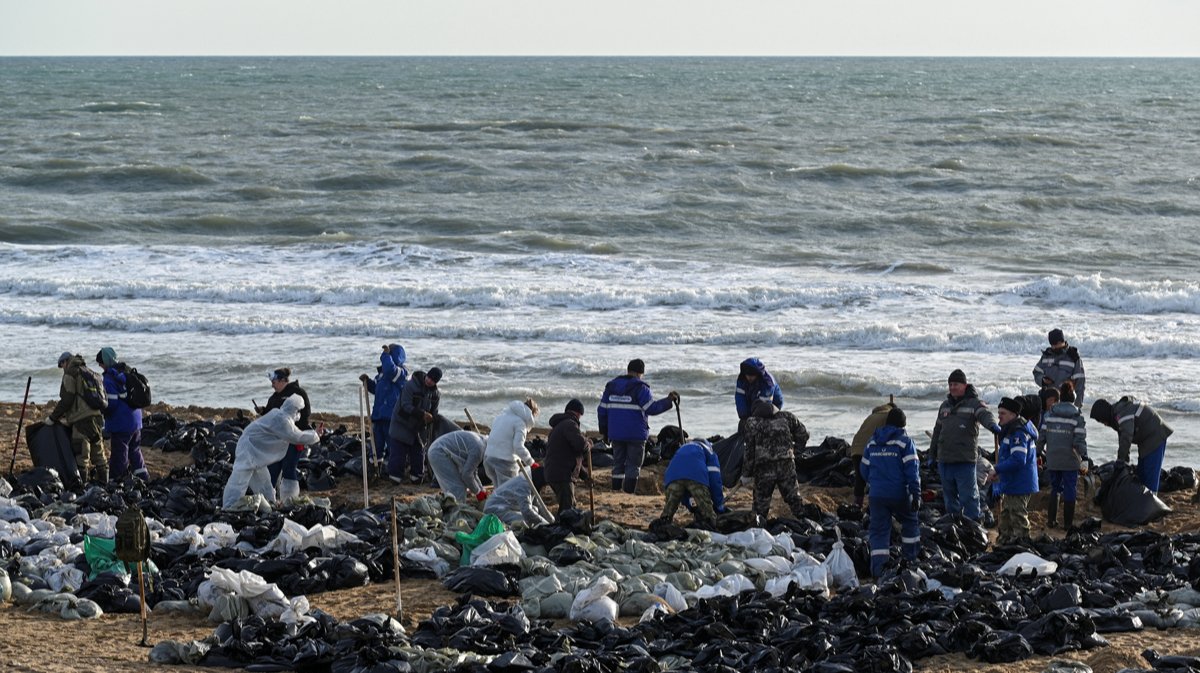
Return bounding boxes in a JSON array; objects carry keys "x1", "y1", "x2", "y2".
[
  {"x1": 427, "y1": 430, "x2": 487, "y2": 502},
  {"x1": 222, "y1": 395, "x2": 320, "y2": 508}
]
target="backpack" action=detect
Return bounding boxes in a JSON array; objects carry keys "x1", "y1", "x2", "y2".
[
  {"x1": 124, "y1": 366, "x2": 152, "y2": 409},
  {"x1": 77, "y1": 366, "x2": 108, "y2": 411},
  {"x1": 115, "y1": 505, "x2": 151, "y2": 563}
]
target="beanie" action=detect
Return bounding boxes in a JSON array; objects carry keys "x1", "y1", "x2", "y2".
[
  {"x1": 627, "y1": 358, "x2": 645, "y2": 374},
  {"x1": 947, "y1": 369, "x2": 967, "y2": 384},
  {"x1": 1090, "y1": 399, "x2": 1112, "y2": 424},
  {"x1": 57, "y1": 351, "x2": 72, "y2": 367},
  {"x1": 1048, "y1": 328, "x2": 1065, "y2": 345},
  {"x1": 96, "y1": 347, "x2": 117, "y2": 369},
  {"x1": 885, "y1": 407, "x2": 907, "y2": 428},
  {"x1": 565, "y1": 398, "x2": 585, "y2": 416},
  {"x1": 998, "y1": 397, "x2": 1022, "y2": 415},
  {"x1": 426, "y1": 367, "x2": 443, "y2": 383}
]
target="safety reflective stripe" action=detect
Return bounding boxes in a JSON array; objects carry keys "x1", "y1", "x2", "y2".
[
  {"x1": 641, "y1": 400, "x2": 654, "y2": 411},
  {"x1": 1010, "y1": 446, "x2": 1028, "y2": 455},
  {"x1": 860, "y1": 457, "x2": 871, "y2": 465},
  {"x1": 707, "y1": 466, "x2": 721, "y2": 473},
  {"x1": 735, "y1": 386, "x2": 746, "y2": 394},
  {"x1": 605, "y1": 402, "x2": 644, "y2": 411},
  {"x1": 901, "y1": 536, "x2": 920, "y2": 544},
  {"x1": 871, "y1": 549, "x2": 890, "y2": 556},
  {"x1": 902, "y1": 454, "x2": 918, "y2": 463},
  {"x1": 1071, "y1": 372, "x2": 1084, "y2": 379},
  {"x1": 390, "y1": 369, "x2": 403, "y2": 383},
  {"x1": 885, "y1": 439, "x2": 906, "y2": 447},
  {"x1": 611, "y1": 472, "x2": 624, "y2": 479}
]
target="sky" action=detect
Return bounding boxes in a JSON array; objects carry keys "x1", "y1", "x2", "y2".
[{"x1": 2, "y1": 0, "x2": 1198, "y2": 57}]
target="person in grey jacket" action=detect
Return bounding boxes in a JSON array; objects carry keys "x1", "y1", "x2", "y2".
[
  {"x1": 387, "y1": 367, "x2": 442, "y2": 484},
  {"x1": 1091, "y1": 395, "x2": 1173, "y2": 493},
  {"x1": 427, "y1": 430, "x2": 487, "y2": 503},
  {"x1": 1034, "y1": 328, "x2": 1086, "y2": 408},
  {"x1": 928, "y1": 369, "x2": 1001, "y2": 521},
  {"x1": 1038, "y1": 382, "x2": 1088, "y2": 530}
]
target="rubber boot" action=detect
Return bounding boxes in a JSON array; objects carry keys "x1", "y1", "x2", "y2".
[
  {"x1": 622, "y1": 475, "x2": 638, "y2": 494},
  {"x1": 279, "y1": 478, "x2": 301, "y2": 505},
  {"x1": 611, "y1": 478, "x2": 622, "y2": 492},
  {"x1": 1046, "y1": 494, "x2": 1059, "y2": 529},
  {"x1": 93, "y1": 464, "x2": 109, "y2": 486},
  {"x1": 1063, "y1": 500, "x2": 1076, "y2": 533}
]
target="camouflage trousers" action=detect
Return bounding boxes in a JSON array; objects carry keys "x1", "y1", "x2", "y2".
[
  {"x1": 997, "y1": 493, "x2": 1032, "y2": 544},
  {"x1": 660, "y1": 479, "x2": 716, "y2": 524},
  {"x1": 70, "y1": 415, "x2": 107, "y2": 484},
  {"x1": 751, "y1": 459, "x2": 806, "y2": 520}
]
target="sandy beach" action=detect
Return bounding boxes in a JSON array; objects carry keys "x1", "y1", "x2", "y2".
[{"x1": 3, "y1": 399, "x2": 1200, "y2": 673}]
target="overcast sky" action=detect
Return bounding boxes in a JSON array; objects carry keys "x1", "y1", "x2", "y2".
[{"x1": 2, "y1": 0, "x2": 1198, "y2": 57}]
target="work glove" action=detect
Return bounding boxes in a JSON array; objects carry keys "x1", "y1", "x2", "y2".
[
  {"x1": 42, "y1": 417, "x2": 56, "y2": 426},
  {"x1": 422, "y1": 411, "x2": 433, "y2": 424},
  {"x1": 990, "y1": 423, "x2": 1002, "y2": 435},
  {"x1": 359, "y1": 373, "x2": 371, "y2": 383},
  {"x1": 667, "y1": 391, "x2": 680, "y2": 405},
  {"x1": 909, "y1": 493, "x2": 921, "y2": 512},
  {"x1": 739, "y1": 476, "x2": 753, "y2": 488}
]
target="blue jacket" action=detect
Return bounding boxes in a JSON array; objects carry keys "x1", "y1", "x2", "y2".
[
  {"x1": 101, "y1": 365, "x2": 142, "y2": 434},
  {"x1": 734, "y1": 358, "x2": 784, "y2": 419},
  {"x1": 859, "y1": 425, "x2": 920, "y2": 501},
  {"x1": 995, "y1": 418, "x2": 1039, "y2": 496},
  {"x1": 597, "y1": 374, "x2": 673, "y2": 442},
  {"x1": 663, "y1": 440, "x2": 726, "y2": 514},
  {"x1": 366, "y1": 348, "x2": 408, "y2": 421}
]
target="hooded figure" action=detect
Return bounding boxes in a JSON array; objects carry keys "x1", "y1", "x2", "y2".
[
  {"x1": 1091, "y1": 396, "x2": 1173, "y2": 493},
  {"x1": 96, "y1": 347, "x2": 148, "y2": 482},
  {"x1": 483, "y1": 471, "x2": 550, "y2": 528},
  {"x1": 741, "y1": 400, "x2": 809, "y2": 520},
  {"x1": 483, "y1": 399, "x2": 538, "y2": 488},
  {"x1": 542, "y1": 399, "x2": 591, "y2": 514},
  {"x1": 860, "y1": 407, "x2": 921, "y2": 577},
  {"x1": 734, "y1": 358, "x2": 784, "y2": 420},
  {"x1": 223, "y1": 395, "x2": 319, "y2": 508},
  {"x1": 360, "y1": 344, "x2": 408, "y2": 461},
  {"x1": 657, "y1": 439, "x2": 726, "y2": 528},
  {"x1": 426, "y1": 430, "x2": 487, "y2": 503}
]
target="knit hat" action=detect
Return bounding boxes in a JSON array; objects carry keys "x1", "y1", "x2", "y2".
[
  {"x1": 96, "y1": 347, "x2": 117, "y2": 369},
  {"x1": 56, "y1": 351, "x2": 72, "y2": 367},
  {"x1": 751, "y1": 400, "x2": 777, "y2": 418},
  {"x1": 565, "y1": 399, "x2": 585, "y2": 416},
  {"x1": 885, "y1": 407, "x2": 907, "y2": 428},
  {"x1": 1048, "y1": 328, "x2": 1065, "y2": 345},
  {"x1": 268, "y1": 368, "x2": 290, "y2": 382},
  {"x1": 426, "y1": 367, "x2": 443, "y2": 383},
  {"x1": 1090, "y1": 399, "x2": 1112, "y2": 424},
  {"x1": 998, "y1": 397, "x2": 1022, "y2": 415},
  {"x1": 947, "y1": 369, "x2": 967, "y2": 384},
  {"x1": 627, "y1": 358, "x2": 645, "y2": 374}
]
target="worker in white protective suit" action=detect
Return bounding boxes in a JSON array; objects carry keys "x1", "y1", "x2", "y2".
[
  {"x1": 222, "y1": 395, "x2": 320, "y2": 508},
  {"x1": 483, "y1": 470, "x2": 551, "y2": 527},
  {"x1": 427, "y1": 430, "x2": 487, "y2": 503}
]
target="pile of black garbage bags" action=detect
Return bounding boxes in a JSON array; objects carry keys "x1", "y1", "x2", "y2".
[{"x1": 7, "y1": 411, "x2": 1200, "y2": 672}]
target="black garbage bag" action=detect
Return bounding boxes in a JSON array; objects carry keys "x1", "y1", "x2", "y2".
[
  {"x1": 654, "y1": 425, "x2": 688, "y2": 463},
  {"x1": 1096, "y1": 462, "x2": 1171, "y2": 526},
  {"x1": 968, "y1": 630, "x2": 1033, "y2": 663},
  {"x1": 1017, "y1": 610, "x2": 1107, "y2": 656},
  {"x1": 25, "y1": 423, "x2": 80, "y2": 490},
  {"x1": 1086, "y1": 608, "x2": 1144, "y2": 633},
  {"x1": 1143, "y1": 648, "x2": 1200, "y2": 670},
  {"x1": 712, "y1": 433, "x2": 744, "y2": 487},
  {"x1": 1038, "y1": 583, "x2": 1083, "y2": 611},
  {"x1": 643, "y1": 517, "x2": 688, "y2": 542},
  {"x1": 548, "y1": 542, "x2": 593, "y2": 566},
  {"x1": 441, "y1": 566, "x2": 520, "y2": 597},
  {"x1": 15, "y1": 466, "x2": 65, "y2": 497},
  {"x1": 1159, "y1": 466, "x2": 1197, "y2": 494}
]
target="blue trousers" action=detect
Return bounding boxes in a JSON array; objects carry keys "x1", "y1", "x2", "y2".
[
  {"x1": 868, "y1": 497, "x2": 920, "y2": 577},
  {"x1": 387, "y1": 439, "x2": 424, "y2": 479},
  {"x1": 371, "y1": 419, "x2": 391, "y2": 461},
  {"x1": 268, "y1": 445, "x2": 301, "y2": 485},
  {"x1": 1049, "y1": 470, "x2": 1079, "y2": 501},
  {"x1": 1137, "y1": 440, "x2": 1167, "y2": 493},
  {"x1": 610, "y1": 440, "x2": 645, "y2": 493},
  {"x1": 938, "y1": 461, "x2": 981, "y2": 520}
]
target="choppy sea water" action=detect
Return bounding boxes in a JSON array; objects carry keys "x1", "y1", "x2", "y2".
[{"x1": 1, "y1": 57, "x2": 1198, "y2": 466}]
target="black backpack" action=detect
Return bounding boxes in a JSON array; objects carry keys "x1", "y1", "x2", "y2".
[
  {"x1": 115, "y1": 505, "x2": 151, "y2": 563},
  {"x1": 124, "y1": 366, "x2": 152, "y2": 409},
  {"x1": 77, "y1": 366, "x2": 108, "y2": 411}
]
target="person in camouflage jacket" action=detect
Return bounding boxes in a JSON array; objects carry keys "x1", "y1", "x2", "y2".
[{"x1": 741, "y1": 400, "x2": 810, "y2": 520}]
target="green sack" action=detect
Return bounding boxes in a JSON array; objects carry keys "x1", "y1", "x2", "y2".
[
  {"x1": 454, "y1": 513, "x2": 506, "y2": 566},
  {"x1": 83, "y1": 535, "x2": 127, "y2": 580}
]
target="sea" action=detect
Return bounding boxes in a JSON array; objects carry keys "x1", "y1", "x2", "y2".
[{"x1": 2, "y1": 57, "x2": 1199, "y2": 467}]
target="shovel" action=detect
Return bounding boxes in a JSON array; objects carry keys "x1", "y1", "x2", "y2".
[{"x1": 8, "y1": 376, "x2": 31, "y2": 477}]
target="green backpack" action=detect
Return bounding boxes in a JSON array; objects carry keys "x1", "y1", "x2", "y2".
[{"x1": 115, "y1": 506, "x2": 151, "y2": 563}]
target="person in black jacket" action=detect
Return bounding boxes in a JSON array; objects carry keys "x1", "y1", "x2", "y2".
[
  {"x1": 387, "y1": 367, "x2": 442, "y2": 484},
  {"x1": 258, "y1": 368, "x2": 312, "y2": 503},
  {"x1": 542, "y1": 399, "x2": 592, "y2": 513}
]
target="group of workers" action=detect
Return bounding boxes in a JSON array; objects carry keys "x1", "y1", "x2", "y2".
[{"x1": 46, "y1": 327, "x2": 1176, "y2": 579}]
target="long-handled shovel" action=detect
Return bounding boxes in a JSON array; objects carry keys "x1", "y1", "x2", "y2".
[
  {"x1": 137, "y1": 560, "x2": 150, "y2": 647},
  {"x1": 391, "y1": 495, "x2": 403, "y2": 618},
  {"x1": 521, "y1": 463, "x2": 555, "y2": 524},
  {"x1": 586, "y1": 443, "x2": 595, "y2": 520},
  {"x1": 8, "y1": 376, "x2": 31, "y2": 477},
  {"x1": 464, "y1": 408, "x2": 481, "y2": 434},
  {"x1": 359, "y1": 382, "x2": 370, "y2": 507}
]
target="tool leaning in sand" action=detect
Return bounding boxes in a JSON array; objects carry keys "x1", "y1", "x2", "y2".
[
  {"x1": 464, "y1": 408, "x2": 481, "y2": 434},
  {"x1": 521, "y1": 462, "x2": 555, "y2": 524},
  {"x1": 359, "y1": 380, "x2": 370, "y2": 507},
  {"x1": 8, "y1": 375, "x2": 31, "y2": 477},
  {"x1": 390, "y1": 495, "x2": 403, "y2": 618}
]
